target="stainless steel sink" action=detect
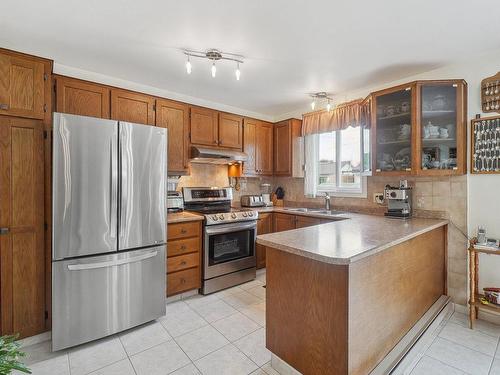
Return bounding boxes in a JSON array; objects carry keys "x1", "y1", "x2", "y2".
[
  {"x1": 282, "y1": 207, "x2": 309, "y2": 212},
  {"x1": 307, "y1": 209, "x2": 346, "y2": 215},
  {"x1": 282, "y1": 207, "x2": 345, "y2": 216}
]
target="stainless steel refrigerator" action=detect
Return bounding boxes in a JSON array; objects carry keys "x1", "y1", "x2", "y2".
[{"x1": 51, "y1": 113, "x2": 167, "y2": 351}]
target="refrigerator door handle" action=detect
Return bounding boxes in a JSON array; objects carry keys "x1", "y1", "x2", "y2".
[
  {"x1": 119, "y1": 128, "x2": 128, "y2": 239},
  {"x1": 110, "y1": 136, "x2": 118, "y2": 239},
  {"x1": 67, "y1": 250, "x2": 158, "y2": 271}
]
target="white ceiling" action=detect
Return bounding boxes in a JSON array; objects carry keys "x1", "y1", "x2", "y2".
[{"x1": 2, "y1": 0, "x2": 500, "y2": 120}]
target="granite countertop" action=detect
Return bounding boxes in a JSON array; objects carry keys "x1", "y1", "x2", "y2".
[
  {"x1": 167, "y1": 211, "x2": 204, "y2": 224},
  {"x1": 256, "y1": 212, "x2": 448, "y2": 265}
]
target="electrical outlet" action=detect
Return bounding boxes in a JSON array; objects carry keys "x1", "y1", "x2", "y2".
[{"x1": 373, "y1": 193, "x2": 384, "y2": 204}]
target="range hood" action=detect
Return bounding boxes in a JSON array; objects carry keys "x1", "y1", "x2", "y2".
[{"x1": 190, "y1": 146, "x2": 248, "y2": 165}]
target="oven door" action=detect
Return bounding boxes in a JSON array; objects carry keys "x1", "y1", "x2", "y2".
[{"x1": 204, "y1": 221, "x2": 256, "y2": 279}]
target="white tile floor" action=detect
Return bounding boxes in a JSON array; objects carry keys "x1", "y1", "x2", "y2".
[{"x1": 15, "y1": 269, "x2": 500, "y2": 375}]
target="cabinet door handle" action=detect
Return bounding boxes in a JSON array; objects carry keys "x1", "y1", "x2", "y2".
[
  {"x1": 181, "y1": 278, "x2": 186, "y2": 284},
  {"x1": 0, "y1": 104, "x2": 9, "y2": 110},
  {"x1": 213, "y1": 140, "x2": 218, "y2": 144},
  {"x1": 0, "y1": 227, "x2": 9, "y2": 235}
]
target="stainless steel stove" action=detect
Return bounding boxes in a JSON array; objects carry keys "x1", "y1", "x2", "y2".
[{"x1": 183, "y1": 187, "x2": 258, "y2": 294}]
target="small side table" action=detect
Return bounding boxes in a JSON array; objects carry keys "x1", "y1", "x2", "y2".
[{"x1": 468, "y1": 240, "x2": 500, "y2": 329}]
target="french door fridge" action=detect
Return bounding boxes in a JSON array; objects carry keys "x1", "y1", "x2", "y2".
[{"x1": 51, "y1": 113, "x2": 167, "y2": 350}]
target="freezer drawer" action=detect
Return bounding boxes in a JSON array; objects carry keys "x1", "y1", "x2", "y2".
[{"x1": 52, "y1": 246, "x2": 166, "y2": 350}]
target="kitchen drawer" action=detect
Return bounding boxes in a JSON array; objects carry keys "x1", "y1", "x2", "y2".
[
  {"x1": 168, "y1": 237, "x2": 200, "y2": 258},
  {"x1": 168, "y1": 221, "x2": 200, "y2": 240},
  {"x1": 167, "y1": 267, "x2": 200, "y2": 296},
  {"x1": 167, "y1": 252, "x2": 199, "y2": 273}
]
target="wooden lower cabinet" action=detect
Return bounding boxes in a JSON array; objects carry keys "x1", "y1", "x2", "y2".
[
  {"x1": 273, "y1": 213, "x2": 297, "y2": 232},
  {"x1": 295, "y1": 215, "x2": 321, "y2": 228},
  {"x1": 166, "y1": 221, "x2": 202, "y2": 296},
  {"x1": 0, "y1": 117, "x2": 46, "y2": 338},
  {"x1": 256, "y1": 213, "x2": 273, "y2": 269}
]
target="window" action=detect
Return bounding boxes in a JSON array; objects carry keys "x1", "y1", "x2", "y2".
[{"x1": 304, "y1": 126, "x2": 370, "y2": 197}]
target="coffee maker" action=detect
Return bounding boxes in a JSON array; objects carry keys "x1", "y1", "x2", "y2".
[{"x1": 384, "y1": 180, "x2": 412, "y2": 218}]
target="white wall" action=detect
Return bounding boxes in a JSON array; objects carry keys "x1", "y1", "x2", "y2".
[{"x1": 280, "y1": 48, "x2": 500, "y2": 291}]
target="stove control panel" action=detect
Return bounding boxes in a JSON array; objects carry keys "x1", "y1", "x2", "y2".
[{"x1": 205, "y1": 210, "x2": 259, "y2": 225}]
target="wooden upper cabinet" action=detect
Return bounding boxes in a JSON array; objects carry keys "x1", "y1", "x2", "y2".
[
  {"x1": 371, "y1": 79, "x2": 467, "y2": 176},
  {"x1": 218, "y1": 113, "x2": 243, "y2": 149},
  {"x1": 0, "y1": 117, "x2": 46, "y2": 338},
  {"x1": 190, "y1": 106, "x2": 218, "y2": 146},
  {"x1": 274, "y1": 119, "x2": 301, "y2": 176},
  {"x1": 243, "y1": 118, "x2": 257, "y2": 175},
  {"x1": 55, "y1": 76, "x2": 110, "y2": 118},
  {"x1": 156, "y1": 99, "x2": 190, "y2": 175},
  {"x1": 256, "y1": 122, "x2": 273, "y2": 175},
  {"x1": 0, "y1": 51, "x2": 46, "y2": 120},
  {"x1": 243, "y1": 119, "x2": 273, "y2": 176},
  {"x1": 110, "y1": 89, "x2": 155, "y2": 125}
]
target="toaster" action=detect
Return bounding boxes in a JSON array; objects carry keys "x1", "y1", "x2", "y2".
[
  {"x1": 167, "y1": 191, "x2": 184, "y2": 212},
  {"x1": 240, "y1": 195, "x2": 265, "y2": 207}
]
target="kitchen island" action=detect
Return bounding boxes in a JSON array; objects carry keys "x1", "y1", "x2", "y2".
[{"x1": 257, "y1": 214, "x2": 448, "y2": 375}]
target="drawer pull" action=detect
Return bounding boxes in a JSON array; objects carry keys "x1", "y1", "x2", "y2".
[
  {"x1": 0, "y1": 104, "x2": 8, "y2": 110},
  {"x1": 180, "y1": 261, "x2": 187, "y2": 266},
  {"x1": 180, "y1": 228, "x2": 187, "y2": 234},
  {"x1": 180, "y1": 245, "x2": 187, "y2": 250}
]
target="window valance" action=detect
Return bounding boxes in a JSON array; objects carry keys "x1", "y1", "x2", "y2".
[{"x1": 302, "y1": 96, "x2": 371, "y2": 136}]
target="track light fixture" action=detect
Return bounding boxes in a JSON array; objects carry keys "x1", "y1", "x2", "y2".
[
  {"x1": 309, "y1": 92, "x2": 334, "y2": 111},
  {"x1": 183, "y1": 49, "x2": 244, "y2": 80}
]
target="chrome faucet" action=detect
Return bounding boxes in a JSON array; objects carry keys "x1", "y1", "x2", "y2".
[{"x1": 324, "y1": 192, "x2": 331, "y2": 211}]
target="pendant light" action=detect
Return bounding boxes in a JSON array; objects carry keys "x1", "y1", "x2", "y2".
[
  {"x1": 326, "y1": 100, "x2": 331, "y2": 112},
  {"x1": 311, "y1": 100, "x2": 316, "y2": 110},
  {"x1": 211, "y1": 62, "x2": 216, "y2": 78}
]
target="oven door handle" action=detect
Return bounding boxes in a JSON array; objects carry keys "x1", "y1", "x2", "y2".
[{"x1": 205, "y1": 222, "x2": 256, "y2": 235}]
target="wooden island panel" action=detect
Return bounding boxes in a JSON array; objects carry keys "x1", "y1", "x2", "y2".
[
  {"x1": 265, "y1": 226, "x2": 446, "y2": 375},
  {"x1": 348, "y1": 226, "x2": 446, "y2": 375}
]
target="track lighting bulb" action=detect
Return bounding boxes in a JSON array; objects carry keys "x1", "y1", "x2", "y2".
[
  {"x1": 211, "y1": 62, "x2": 216, "y2": 78},
  {"x1": 235, "y1": 62, "x2": 241, "y2": 81},
  {"x1": 185, "y1": 56, "x2": 192, "y2": 74}
]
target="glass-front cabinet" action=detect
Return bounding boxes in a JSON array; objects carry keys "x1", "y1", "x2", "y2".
[
  {"x1": 372, "y1": 80, "x2": 467, "y2": 176},
  {"x1": 372, "y1": 84, "x2": 415, "y2": 174},
  {"x1": 417, "y1": 80, "x2": 467, "y2": 175}
]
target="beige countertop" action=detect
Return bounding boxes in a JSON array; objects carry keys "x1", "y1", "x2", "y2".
[
  {"x1": 167, "y1": 211, "x2": 204, "y2": 224},
  {"x1": 256, "y1": 211, "x2": 448, "y2": 265}
]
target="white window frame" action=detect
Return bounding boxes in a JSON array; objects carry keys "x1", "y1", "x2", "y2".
[{"x1": 313, "y1": 126, "x2": 369, "y2": 198}]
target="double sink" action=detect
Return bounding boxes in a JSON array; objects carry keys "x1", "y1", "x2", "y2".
[{"x1": 282, "y1": 207, "x2": 346, "y2": 216}]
